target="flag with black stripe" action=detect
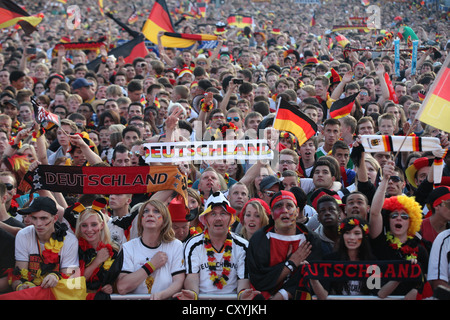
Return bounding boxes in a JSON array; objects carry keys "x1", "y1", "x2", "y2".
[
  {"x1": 329, "y1": 92, "x2": 359, "y2": 119},
  {"x1": 0, "y1": 0, "x2": 43, "y2": 35},
  {"x1": 273, "y1": 98, "x2": 318, "y2": 146}
]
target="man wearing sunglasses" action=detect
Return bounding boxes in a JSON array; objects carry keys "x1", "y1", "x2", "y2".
[
  {"x1": 258, "y1": 175, "x2": 283, "y2": 207},
  {"x1": 0, "y1": 172, "x2": 20, "y2": 220},
  {"x1": 386, "y1": 167, "x2": 406, "y2": 197},
  {"x1": 226, "y1": 108, "x2": 244, "y2": 139},
  {"x1": 0, "y1": 182, "x2": 25, "y2": 236}
]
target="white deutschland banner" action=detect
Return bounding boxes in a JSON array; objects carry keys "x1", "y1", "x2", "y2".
[{"x1": 142, "y1": 139, "x2": 274, "y2": 163}]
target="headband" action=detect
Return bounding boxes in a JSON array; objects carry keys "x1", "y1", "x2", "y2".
[{"x1": 270, "y1": 190, "x2": 297, "y2": 209}]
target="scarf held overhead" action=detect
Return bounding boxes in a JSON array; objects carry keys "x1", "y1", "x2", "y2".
[
  {"x1": 20, "y1": 165, "x2": 188, "y2": 204},
  {"x1": 360, "y1": 135, "x2": 442, "y2": 153}
]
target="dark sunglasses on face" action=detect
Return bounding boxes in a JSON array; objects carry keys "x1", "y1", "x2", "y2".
[
  {"x1": 389, "y1": 211, "x2": 409, "y2": 220},
  {"x1": 227, "y1": 117, "x2": 240, "y2": 122},
  {"x1": 389, "y1": 176, "x2": 402, "y2": 183},
  {"x1": 4, "y1": 183, "x2": 14, "y2": 191}
]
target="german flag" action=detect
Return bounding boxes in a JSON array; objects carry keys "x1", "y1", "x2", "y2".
[
  {"x1": 98, "y1": 0, "x2": 104, "y2": 16},
  {"x1": 417, "y1": 54, "x2": 450, "y2": 133},
  {"x1": 332, "y1": 25, "x2": 370, "y2": 33},
  {"x1": 0, "y1": 277, "x2": 88, "y2": 300},
  {"x1": 86, "y1": 34, "x2": 149, "y2": 71},
  {"x1": 227, "y1": 14, "x2": 253, "y2": 28},
  {"x1": 335, "y1": 33, "x2": 350, "y2": 48},
  {"x1": 310, "y1": 11, "x2": 316, "y2": 27},
  {"x1": 142, "y1": 0, "x2": 216, "y2": 48},
  {"x1": 329, "y1": 92, "x2": 359, "y2": 119},
  {"x1": 0, "y1": 0, "x2": 43, "y2": 35},
  {"x1": 197, "y1": 2, "x2": 207, "y2": 17},
  {"x1": 273, "y1": 98, "x2": 318, "y2": 146}
]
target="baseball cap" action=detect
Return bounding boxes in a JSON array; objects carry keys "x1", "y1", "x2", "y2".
[
  {"x1": 259, "y1": 175, "x2": 282, "y2": 192},
  {"x1": 18, "y1": 197, "x2": 58, "y2": 216},
  {"x1": 72, "y1": 78, "x2": 93, "y2": 90}
]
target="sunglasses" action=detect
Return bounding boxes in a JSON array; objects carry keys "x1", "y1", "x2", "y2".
[
  {"x1": 264, "y1": 190, "x2": 277, "y2": 197},
  {"x1": 227, "y1": 116, "x2": 240, "y2": 122},
  {"x1": 4, "y1": 183, "x2": 14, "y2": 191},
  {"x1": 389, "y1": 176, "x2": 402, "y2": 183},
  {"x1": 389, "y1": 212, "x2": 409, "y2": 220}
]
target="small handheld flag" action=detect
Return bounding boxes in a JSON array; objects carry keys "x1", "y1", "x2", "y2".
[
  {"x1": 273, "y1": 98, "x2": 318, "y2": 146},
  {"x1": 329, "y1": 92, "x2": 359, "y2": 119}
]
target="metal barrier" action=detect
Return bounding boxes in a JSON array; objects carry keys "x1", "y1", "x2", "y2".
[{"x1": 110, "y1": 294, "x2": 405, "y2": 300}]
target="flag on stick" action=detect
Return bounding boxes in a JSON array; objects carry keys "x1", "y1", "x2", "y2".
[
  {"x1": 273, "y1": 98, "x2": 318, "y2": 146},
  {"x1": 416, "y1": 54, "x2": 450, "y2": 134},
  {"x1": 142, "y1": 0, "x2": 216, "y2": 48},
  {"x1": 310, "y1": 11, "x2": 316, "y2": 27},
  {"x1": 31, "y1": 97, "x2": 61, "y2": 130},
  {"x1": 127, "y1": 5, "x2": 138, "y2": 24}
]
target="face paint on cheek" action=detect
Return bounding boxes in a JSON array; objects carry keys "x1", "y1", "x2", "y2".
[{"x1": 272, "y1": 207, "x2": 283, "y2": 221}]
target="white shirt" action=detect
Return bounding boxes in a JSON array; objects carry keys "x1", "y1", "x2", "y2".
[
  {"x1": 428, "y1": 229, "x2": 450, "y2": 284},
  {"x1": 15, "y1": 225, "x2": 79, "y2": 274},
  {"x1": 184, "y1": 232, "x2": 248, "y2": 295},
  {"x1": 107, "y1": 213, "x2": 139, "y2": 249},
  {"x1": 121, "y1": 237, "x2": 185, "y2": 294}
]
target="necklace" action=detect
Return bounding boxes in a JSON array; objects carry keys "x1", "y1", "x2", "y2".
[
  {"x1": 39, "y1": 223, "x2": 67, "y2": 272},
  {"x1": 386, "y1": 231, "x2": 418, "y2": 260},
  {"x1": 204, "y1": 230, "x2": 232, "y2": 289}
]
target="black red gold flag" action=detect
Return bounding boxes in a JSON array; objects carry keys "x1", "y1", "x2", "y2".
[
  {"x1": 273, "y1": 99, "x2": 318, "y2": 146},
  {"x1": 329, "y1": 92, "x2": 359, "y2": 119},
  {"x1": 0, "y1": 0, "x2": 43, "y2": 35},
  {"x1": 142, "y1": 0, "x2": 216, "y2": 48},
  {"x1": 227, "y1": 14, "x2": 253, "y2": 28},
  {"x1": 417, "y1": 54, "x2": 450, "y2": 133},
  {"x1": 86, "y1": 34, "x2": 149, "y2": 71}
]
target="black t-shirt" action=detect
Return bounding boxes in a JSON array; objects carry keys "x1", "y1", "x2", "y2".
[
  {"x1": 317, "y1": 251, "x2": 378, "y2": 296},
  {"x1": 370, "y1": 232, "x2": 428, "y2": 295},
  {"x1": 3, "y1": 217, "x2": 25, "y2": 229},
  {"x1": 0, "y1": 228, "x2": 15, "y2": 276}
]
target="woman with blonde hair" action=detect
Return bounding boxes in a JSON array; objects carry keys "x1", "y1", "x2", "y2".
[
  {"x1": 74, "y1": 203, "x2": 122, "y2": 299},
  {"x1": 238, "y1": 199, "x2": 270, "y2": 240},
  {"x1": 116, "y1": 199, "x2": 185, "y2": 299}
]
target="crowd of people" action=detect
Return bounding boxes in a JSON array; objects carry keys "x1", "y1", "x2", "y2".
[{"x1": 0, "y1": 0, "x2": 449, "y2": 301}]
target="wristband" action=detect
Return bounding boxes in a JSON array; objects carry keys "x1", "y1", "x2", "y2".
[
  {"x1": 237, "y1": 288, "x2": 245, "y2": 300},
  {"x1": 278, "y1": 289, "x2": 289, "y2": 300},
  {"x1": 285, "y1": 260, "x2": 296, "y2": 272},
  {"x1": 15, "y1": 283, "x2": 24, "y2": 291},
  {"x1": 48, "y1": 272, "x2": 60, "y2": 281},
  {"x1": 142, "y1": 261, "x2": 156, "y2": 276},
  {"x1": 191, "y1": 290, "x2": 198, "y2": 300}
]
